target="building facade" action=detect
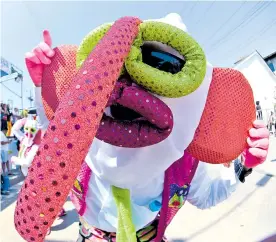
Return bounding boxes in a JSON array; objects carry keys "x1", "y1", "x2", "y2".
[
  {"x1": 264, "y1": 51, "x2": 276, "y2": 75},
  {"x1": 234, "y1": 51, "x2": 276, "y2": 124}
]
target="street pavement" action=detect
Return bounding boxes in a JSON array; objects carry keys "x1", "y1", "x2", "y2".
[{"x1": 1, "y1": 137, "x2": 275, "y2": 242}]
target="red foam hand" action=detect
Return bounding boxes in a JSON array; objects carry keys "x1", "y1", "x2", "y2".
[{"x1": 14, "y1": 17, "x2": 141, "y2": 242}]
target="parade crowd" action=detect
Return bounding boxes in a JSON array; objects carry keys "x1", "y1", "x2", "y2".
[{"x1": 0, "y1": 102, "x2": 25, "y2": 195}]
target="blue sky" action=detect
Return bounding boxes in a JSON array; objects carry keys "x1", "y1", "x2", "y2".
[{"x1": 1, "y1": 0, "x2": 276, "y2": 109}]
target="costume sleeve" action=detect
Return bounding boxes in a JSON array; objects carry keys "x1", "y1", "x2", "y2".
[
  {"x1": 11, "y1": 119, "x2": 26, "y2": 142},
  {"x1": 23, "y1": 145, "x2": 39, "y2": 167},
  {"x1": 187, "y1": 158, "x2": 243, "y2": 209},
  {"x1": 34, "y1": 87, "x2": 49, "y2": 130}
]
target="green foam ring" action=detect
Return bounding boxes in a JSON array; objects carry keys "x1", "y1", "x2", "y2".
[
  {"x1": 125, "y1": 21, "x2": 207, "y2": 98},
  {"x1": 76, "y1": 22, "x2": 127, "y2": 75},
  {"x1": 77, "y1": 21, "x2": 206, "y2": 98},
  {"x1": 76, "y1": 23, "x2": 112, "y2": 68}
]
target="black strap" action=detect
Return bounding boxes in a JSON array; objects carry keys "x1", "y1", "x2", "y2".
[{"x1": 234, "y1": 158, "x2": 252, "y2": 183}]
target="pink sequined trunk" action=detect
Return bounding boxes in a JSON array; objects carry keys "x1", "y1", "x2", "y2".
[{"x1": 14, "y1": 17, "x2": 141, "y2": 242}]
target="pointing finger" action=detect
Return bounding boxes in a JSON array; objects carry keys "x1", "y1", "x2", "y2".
[{"x1": 43, "y1": 30, "x2": 52, "y2": 47}]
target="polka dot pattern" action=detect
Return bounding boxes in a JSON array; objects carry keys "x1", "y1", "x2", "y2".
[
  {"x1": 186, "y1": 68, "x2": 255, "y2": 163},
  {"x1": 125, "y1": 21, "x2": 207, "y2": 98},
  {"x1": 14, "y1": 16, "x2": 141, "y2": 242}
]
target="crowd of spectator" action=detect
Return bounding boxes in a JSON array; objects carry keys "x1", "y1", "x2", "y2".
[
  {"x1": 1, "y1": 103, "x2": 26, "y2": 133},
  {"x1": 1, "y1": 102, "x2": 25, "y2": 195}
]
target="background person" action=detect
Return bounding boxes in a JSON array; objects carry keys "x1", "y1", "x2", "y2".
[
  {"x1": 1, "y1": 126, "x2": 12, "y2": 175},
  {"x1": 268, "y1": 111, "x2": 275, "y2": 135},
  {"x1": 1, "y1": 126, "x2": 12, "y2": 195},
  {"x1": 256, "y1": 101, "x2": 263, "y2": 120},
  {"x1": 6, "y1": 104, "x2": 13, "y2": 137}
]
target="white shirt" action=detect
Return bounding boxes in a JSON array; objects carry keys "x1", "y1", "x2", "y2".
[
  {"x1": 0, "y1": 131, "x2": 9, "y2": 151},
  {"x1": 83, "y1": 157, "x2": 239, "y2": 232}
]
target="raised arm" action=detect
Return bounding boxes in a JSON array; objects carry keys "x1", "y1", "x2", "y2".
[
  {"x1": 25, "y1": 30, "x2": 55, "y2": 131},
  {"x1": 187, "y1": 159, "x2": 241, "y2": 209},
  {"x1": 11, "y1": 118, "x2": 26, "y2": 142},
  {"x1": 34, "y1": 86, "x2": 49, "y2": 130},
  {"x1": 14, "y1": 18, "x2": 141, "y2": 241}
]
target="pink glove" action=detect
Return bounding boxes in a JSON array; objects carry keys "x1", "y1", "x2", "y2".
[
  {"x1": 244, "y1": 120, "x2": 269, "y2": 168},
  {"x1": 25, "y1": 30, "x2": 55, "y2": 87}
]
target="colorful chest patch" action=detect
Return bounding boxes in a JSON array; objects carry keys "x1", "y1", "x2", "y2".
[
  {"x1": 169, "y1": 184, "x2": 190, "y2": 208},
  {"x1": 72, "y1": 179, "x2": 84, "y2": 199}
]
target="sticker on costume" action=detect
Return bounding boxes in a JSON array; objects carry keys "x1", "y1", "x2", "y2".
[
  {"x1": 169, "y1": 184, "x2": 190, "y2": 208},
  {"x1": 72, "y1": 179, "x2": 84, "y2": 199}
]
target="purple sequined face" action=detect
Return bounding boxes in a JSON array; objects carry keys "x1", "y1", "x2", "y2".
[{"x1": 95, "y1": 75, "x2": 174, "y2": 148}]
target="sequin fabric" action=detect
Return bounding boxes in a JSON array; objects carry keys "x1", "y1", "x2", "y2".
[
  {"x1": 14, "y1": 17, "x2": 141, "y2": 242},
  {"x1": 154, "y1": 152, "x2": 199, "y2": 241},
  {"x1": 42, "y1": 45, "x2": 78, "y2": 121},
  {"x1": 77, "y1": 22, "x2": 129, "y2": 77},
  {"x1": 76, "y1": 23, "x2": 112, "y2": 68},
  {"x1": 42, "y1": 50, "x2": 173, "y2": 148},
  {"x1": 186, "y1": 68, "x2": 255, "y2": 164},
  {"x1": 67, "y1": 154, "x2": 198, "y2": 241},
  {"x1": 125, "y1": 21, "x2": 206, "y2": 98},
  {"x1": 97, "y1": 78, "x2": 173, "y2": 147},
  {"x1": 70, "y1": 162, "x2": 92, "y2": 216}
]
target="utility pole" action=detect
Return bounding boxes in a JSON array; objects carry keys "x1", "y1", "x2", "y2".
[
  {"x1": 0, "y1": 72, "x2": 23, "y2": 108},
  {"x1": 27, "y1": 89, "x2": 34, "y2": 108},
  {"x1": 0, "y1": 60, "x2": 24, "y2": 109}
]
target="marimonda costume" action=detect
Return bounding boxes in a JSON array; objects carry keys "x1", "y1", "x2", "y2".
[
  {"x1": 14, "y1": 14, "x2": 269, "y2": 242},
  {"x1": 11, "y1": 117, "x2": 41, "y2": 177}
]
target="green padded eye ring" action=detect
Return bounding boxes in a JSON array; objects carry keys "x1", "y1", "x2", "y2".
[
  {"x1": 76, "y1": 23, "x2": 112, "y2": 68},
  {"x1": 76, "y1": 22, "x2": 126, "y2": 76},
  {"x1": 125, "y1": 21, "x2": 207, "y2": 98}
]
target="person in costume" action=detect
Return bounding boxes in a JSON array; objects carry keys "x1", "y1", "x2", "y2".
[
  {"x1": 11, "y1": 117, "x2": 41, "y2": 177},
  {"x1": 15, "y1": 14, "x2": 269, "y2": 242}
]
